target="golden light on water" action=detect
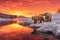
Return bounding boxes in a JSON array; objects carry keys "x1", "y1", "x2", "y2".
[{"x1": 0, "y1": 24, "x2": 33, "y2": 34}]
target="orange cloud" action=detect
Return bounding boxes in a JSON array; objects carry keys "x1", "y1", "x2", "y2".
[{"x1": 0, "y1": 0, "x2": 60, "y2": 17}]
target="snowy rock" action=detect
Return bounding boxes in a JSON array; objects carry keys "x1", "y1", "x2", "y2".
[{"x1": 19, "y1": 13, "x2": 60, "y2": 36}]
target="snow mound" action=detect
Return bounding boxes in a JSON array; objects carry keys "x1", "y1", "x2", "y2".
[{"x1": 19, "y1": 13, "x2": 60, "y2": 36}]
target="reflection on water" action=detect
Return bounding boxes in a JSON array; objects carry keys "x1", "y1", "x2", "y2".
[
  {"x1": 0, "y1": 23, "x2": 55, "y2": 40},
  {"x1": 0, "y1": 23, "x2": 36, "y2": 40},
  {"x1": 0, "y1": 24, "x2": 33, "y2": 34}
]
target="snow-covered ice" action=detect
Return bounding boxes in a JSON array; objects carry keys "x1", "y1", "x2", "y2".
[{"x1": 19, "y1": 13, "x2": 60, "y2": 36}]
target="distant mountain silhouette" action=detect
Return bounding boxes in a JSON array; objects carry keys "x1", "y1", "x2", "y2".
[
  {"x1": 0, "y1": 13, "x2": 26, "y2": 19},
  {"x1": 18, "y1": 16, "x2": 27, "y2": 18},
  {"x1": 0, "y1": 13, "x2": 17, "y2": 19}
]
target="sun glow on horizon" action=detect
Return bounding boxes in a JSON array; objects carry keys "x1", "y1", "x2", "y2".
[
  {"x1": 0, "y1": 6, "x2": 58, "y2": 17},
  {"x1": 0, "y1": 9, "x2": 56, "y2": 17}
]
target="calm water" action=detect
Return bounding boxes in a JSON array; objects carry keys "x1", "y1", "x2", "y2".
[
  {"x1": 0, "y1": 22, "x2": 55, "y2": 40},
  {"x1": 0, "y1": 23, "x2": 38, "y2": 40}
]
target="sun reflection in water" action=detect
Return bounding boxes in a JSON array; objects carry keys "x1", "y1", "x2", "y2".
[{"x1": 0, "y1": 24, "x2": 33, "y2": 34}]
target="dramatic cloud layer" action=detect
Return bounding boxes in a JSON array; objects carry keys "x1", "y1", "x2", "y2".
[{"x1": 0, "y1": 0, "x2": 60, "y2": 17}]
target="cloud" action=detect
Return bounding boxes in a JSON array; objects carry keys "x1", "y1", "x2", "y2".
[
  {"x1": 0, "y1": 0, "x2": 20, "y2": 2},
  {"x1": 0, "y1": 0, "x2": 60, "y2": 16},
  {"x1": 47, "y1": 0, "x2": 60, "y2": 4}
]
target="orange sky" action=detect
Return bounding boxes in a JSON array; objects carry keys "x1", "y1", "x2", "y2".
[{"x1": 0, "y1": 0, "x2": 60, "y2": 17}]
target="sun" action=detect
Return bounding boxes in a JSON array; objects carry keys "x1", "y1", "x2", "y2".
[{"x1": 10, "y1": 11, "x2": 24, "y2": 16}]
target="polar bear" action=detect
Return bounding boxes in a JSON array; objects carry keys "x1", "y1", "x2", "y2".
[{"x1": 44, "y1": 12, "x2": 52, "y2": 22}]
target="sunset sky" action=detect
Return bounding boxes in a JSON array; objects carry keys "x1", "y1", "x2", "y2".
[{"x1": 0, "y1": 0, "x2": 60, "y2": 17}]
